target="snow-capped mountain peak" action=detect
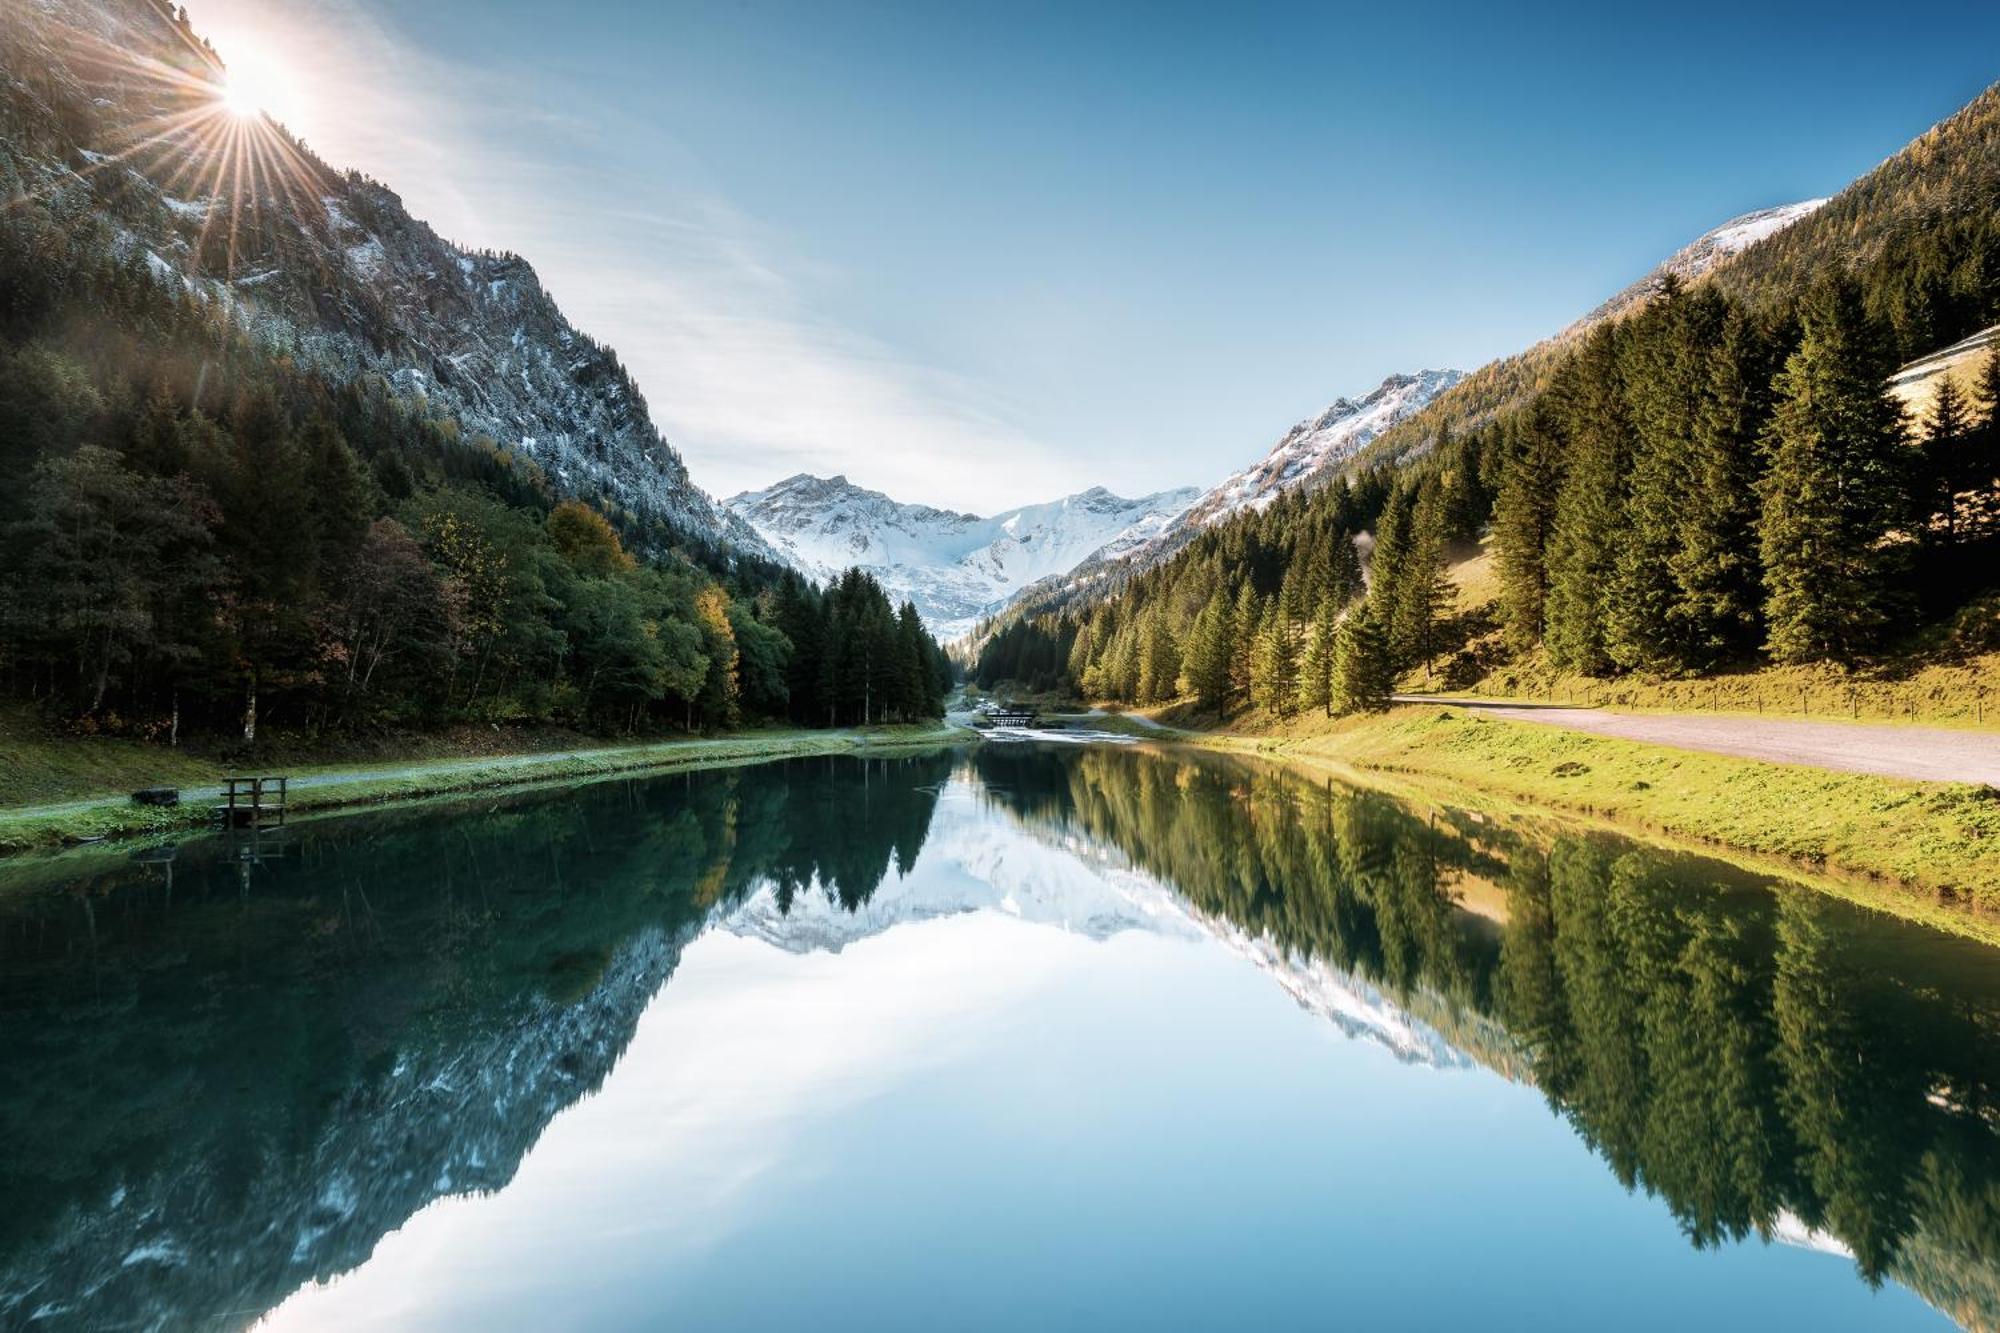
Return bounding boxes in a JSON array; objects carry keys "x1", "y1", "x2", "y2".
[
  {"x1": 725, "y1": 476, "x2": 1200, "y2": 638},
  {"x1": 1184, "y1": 368, "x2": 1466, "y2": 530},
  {"x1": 989, "y1": 368, "x2": 1462, "y2": 618}
]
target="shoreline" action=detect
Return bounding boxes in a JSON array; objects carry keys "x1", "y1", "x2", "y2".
[
  {"x1": 0, "y1": 725, "x2": 973, "y2": 859},
  {"x1": 10, "y1": 702, "x2": 1998, "y2": 943},
  {"x1": 1158, "y1": 705, "x2": 2000, "y2": 933}
]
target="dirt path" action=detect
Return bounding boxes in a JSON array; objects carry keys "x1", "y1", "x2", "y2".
[
  {"x1": 1396, "y1": 696, "x2": 2000, "y2": 786},
  {"x1": 1087, "y1": 708, "x2": 1174, "y2": 731}
]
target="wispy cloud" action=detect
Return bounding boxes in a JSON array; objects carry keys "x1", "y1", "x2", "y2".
[{"x1": 186, "y1": 0, "x2": 1081, "y2": 512}]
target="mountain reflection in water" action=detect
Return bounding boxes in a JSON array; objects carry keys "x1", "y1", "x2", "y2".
[{"x1": 0, "y1": 745, "x2": 1994, "y2": 1330}]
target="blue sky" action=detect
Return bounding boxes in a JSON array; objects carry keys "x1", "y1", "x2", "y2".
[{"x1": 189, "y1": 0, "x2": 2000, "y2": 511}]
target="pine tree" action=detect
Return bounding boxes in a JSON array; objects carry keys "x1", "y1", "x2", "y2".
[
  {"x1": 1138, "y1": 606, "x2": 1181, "y2": 703},
  {"x1": 1922, "y1": 375, "x2": 1971, "y2": 542},
  {"x1": 1183, "y1": 593, "x2": 1233, "y2": 713},
  {"x1": 1491, "y1": 403, "x2": 1566, "y2": 652},
  {"x1": 1367, "y1": 484, "x2": 1413, "y2": 654},
  {"x1": 1249, "y1": 607, "x2": 1297, "y2": 716},
  {"x1": 1228, "y1": 582, "x2": 1260, "y2": 704},
  {"x1": 1543, "y1": 324, "x2": 1629, "y2": 675},
  {"x1": 1606, "y1": 284, "x2": 1728, "y2": 673},
  {"x1": 1390, "y1": 481, "x2": 1452, "y2": 681},
  {"x1": 1328, "y1": 527, "x2": 1363, "y2": 607},
  {"x1": 1299, "y1": 599, "x2": 1336, "y2": 716},
  {"x1": 1668, "y1": 306, "x2": 1774, "y2": 667},
  {"x1": 1972, "y1": 345, "x2": 2000, "y2": 535},
  {"x1": 1757, "y1": 279, "x2": 1913, "y2": 664},
  {"x1": 1331, "y1": 605, "x2": 1392, "y2": 715}
]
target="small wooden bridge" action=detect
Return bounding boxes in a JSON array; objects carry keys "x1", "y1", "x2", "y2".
[
  {"x1": 986, "y1": 708, "x2": 1037, "y2": 728},
  {"x1": 213, "y1": 776, "x2": 289, "y2": 830}
]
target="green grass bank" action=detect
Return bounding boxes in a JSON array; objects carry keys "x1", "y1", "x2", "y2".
[
  {"x1": 1190, "y1": 705, "x2": 2000, "y2": 922},
  {"x1": 0, "y1": 722, "x2": 969, "y2": 856}
]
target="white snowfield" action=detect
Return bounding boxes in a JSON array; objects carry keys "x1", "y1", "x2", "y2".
[{"x1": 726, "y1": 475, "x2": 1200, "y2": 638}]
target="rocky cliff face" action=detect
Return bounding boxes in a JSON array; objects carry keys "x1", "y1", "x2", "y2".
[{"x1": 0, "y1": 0, "x2": 772, "y2": 560}]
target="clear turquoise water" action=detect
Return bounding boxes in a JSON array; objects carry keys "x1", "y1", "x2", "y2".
[{"x1": 1, "y1": 744, "x2": 1992, "y2": 1330}]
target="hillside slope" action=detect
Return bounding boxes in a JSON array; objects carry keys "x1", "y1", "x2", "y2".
[
  {"x1": 0, "y1": 0, "x2": 768, "y2": 559},
  {"x1": 1353, "y1": 83, "x2": 2000, "y2": 476}
]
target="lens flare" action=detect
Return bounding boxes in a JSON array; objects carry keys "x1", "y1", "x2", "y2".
[
  {"x1": 215, "y1": 43, "x2": 296, "y2": 123},
  {"x1": 6, "y1": 11, "x2": 332, "y2": 283}
]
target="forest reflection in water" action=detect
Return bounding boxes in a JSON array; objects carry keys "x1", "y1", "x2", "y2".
[{"x1": 0, "y1": 743, "x2": 1995, "y2": 1329}]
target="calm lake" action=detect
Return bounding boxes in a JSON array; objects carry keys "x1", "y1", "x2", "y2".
[{"x1": 2, "y1": 742, "x2": 1997, "y2": 1330}]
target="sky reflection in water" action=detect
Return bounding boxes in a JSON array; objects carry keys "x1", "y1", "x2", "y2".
[{"x1": 0, "y1": 746, "x2": 1983, "y2": 1331}]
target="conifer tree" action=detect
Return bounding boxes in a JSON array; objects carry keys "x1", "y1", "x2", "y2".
[
  {"x1": 1183, "y1": 592, "x2": 1233, "y2": 713},
  {"x1": 1229, "y1": 582, "x2": 1261, "y2": 704},
  {"x1": 1331, "y1": 605, "x2": 1392, "y2": 715},
  {"x1": 1390, "y1": 481, "x2": 1452, "y2": 681},
  {"x1": 1606, "y1": 283, "x2": 1727, "y2": 672},
  {"x1": 1757, "y1": 279, "x2": 1913, "y2": 664},
  {"x1": 1139, "y1": 606, "x2": 1181, "y2": 703},
  {"x1": 1367, "y1": 484, "x2": 1413, "y2": 653},
  {"x1": 1299, "y1": 599, "x2": 1336, "y2": 716},
  {"x1": 1491, "y1": 403, "x2": 1566, "y2": 652},
  {"x1": 1543, "y1": 324, "x2": 1630, "y2": 674},
  {"x1": 1668, "y1": 307, "x2": 1774, "y2": 666},
  {"x1": 1922, "y1": 375, "x2": 1971, "y2": 542},
  {"x1": 1328, "y1": 528, "x2": 1364, "y2": 607},
  {"x1": 1250, "y1": 606, "x2": 1298, "y2": 716},
  {"x1": 1972, "y1": 345, "x2": 2000, "y2": 534}
]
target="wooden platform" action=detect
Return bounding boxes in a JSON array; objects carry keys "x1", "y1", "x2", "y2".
[{"x1": 213, "y1": 776, "x2": 289, "y2": 829}]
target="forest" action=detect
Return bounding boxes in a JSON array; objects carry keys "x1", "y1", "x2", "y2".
[
  {"x1": 975, "y1": 88, "x2": 2000, "y2": 717},
  {"x1": 0, "y1": 198, "x2": 951, "y2": 742}
]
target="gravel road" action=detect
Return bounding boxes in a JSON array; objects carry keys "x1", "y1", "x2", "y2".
[{"x1": 1397, "y1": 697, "x2": 2000, "y2": 786}]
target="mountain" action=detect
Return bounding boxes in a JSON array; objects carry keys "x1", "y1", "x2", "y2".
[
  {"x1": 1569, "y1": 199, "x2": 1828, "y2": 334},
  {"x1": 982, "y1": 368, "x2": 1462, "y2": 623},
  {"x1": 0, "y1": 0, "x2": 770, "y2": 561},
  {"x1": 998, "y1": 201, "x2": 1829, "y2": 630},
  {"x1": 1155, "y1": 368, "x2": 1465, "y2": 539},
  {"x1": 725, "y1": 474, "x2": 1200, "y2": 637},
  {"x1": 1337, "y1": 80, "x2": 2000, "y2": 481}
]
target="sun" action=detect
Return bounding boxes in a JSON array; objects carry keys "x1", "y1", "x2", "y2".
[{"x1": 215, "y1": 42, "x2": 296, "y2": 124}]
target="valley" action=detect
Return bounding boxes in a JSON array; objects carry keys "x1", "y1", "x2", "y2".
[{"x1": 4, "y1": 5, "x2": 2000, "y2": 1329}]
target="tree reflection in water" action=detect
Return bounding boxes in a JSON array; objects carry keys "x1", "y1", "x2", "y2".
[
  {"x1": 0, "y1": 743, "x2": 1996, "y2": 1330},
  {"x1": 972, "y1": 744, "x2": 2000, "y2": 1324}
]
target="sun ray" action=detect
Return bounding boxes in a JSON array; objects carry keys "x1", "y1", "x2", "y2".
[{"x1": 2, "y1": 0, "x2": 334, "y2": 311}]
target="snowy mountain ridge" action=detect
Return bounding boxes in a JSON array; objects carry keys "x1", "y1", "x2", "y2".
[
  {"x1": 1162, "y1": 368, "x2": 1466, "y2": 537},
  {"x1": 984, "y1": 368, "x2": 1464, "y2": 621},
  {"x1": 725, "y1": 474, "x2": 1200, "y2": 637},
  {"x1": 1569, "y1": 199, "x2": 1830, "y2": 335}
]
